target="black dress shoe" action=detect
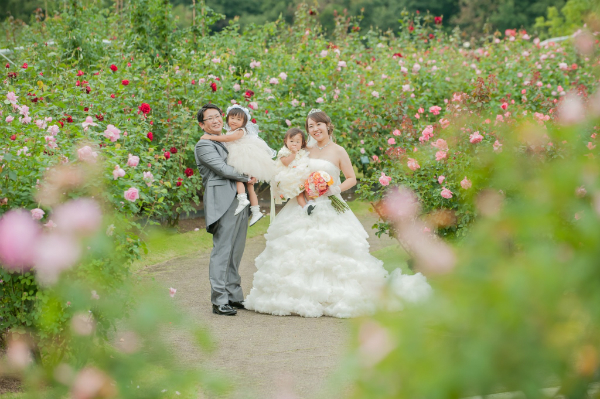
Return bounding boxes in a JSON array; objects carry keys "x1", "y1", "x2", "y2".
[
  {"x1": 212, "y1": 304, "x2": 237, "y2": 316},
  {"x1": 229, "y1": 301, "x2": 245, "y2": 309}
]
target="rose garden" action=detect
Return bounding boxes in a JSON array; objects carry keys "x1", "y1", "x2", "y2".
[{"x1": 0, "y1": 1, "x2": 600, "y2": 398}]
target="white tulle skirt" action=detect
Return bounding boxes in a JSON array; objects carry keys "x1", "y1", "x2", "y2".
[
  {"x1": 226, "y1": 135, "x2": 276, "y2": 182},
  {"x1": 244, "y1": 194, "x2": 431, "y2": 318}
]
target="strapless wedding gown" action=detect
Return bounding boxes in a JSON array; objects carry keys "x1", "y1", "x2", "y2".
[{"x1": 244, "y1": 158, "x2": 430, "y2": 318}]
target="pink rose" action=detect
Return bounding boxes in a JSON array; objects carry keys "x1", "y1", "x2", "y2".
[
  {"x1": 316, "y1": 97, "x2": 324, "y2": 103},
  {"x1": 387, "y1": 137, "x2": 396, "y2": 145},
  {"x1": 435, "y1": 150, "x2": 447, "y2": 161},
  {"x1": 440, "y1": 118, "x2": 450, "y2": 129},
  {"x1": 269, "y1": 78, "x2": 279, "y2": 85},
  {"x1": 6, "y1": 91, "x2": 18, "y2": 104},
  {"x1": 500, "y1": 102, "x2": 508, "y2": 110},
  {"x1": 34, "y1": 234, "x2": 82, "y2": 285},
  {"x1": 124, "y1": 187, "x2": 139, "y2": 202},
  {"x1": 419, "y1": 125, "x2": 434, "y2": 142},
  {"x1": 383, "y1": 187, "x2": 420, "y2": 221},
  {"x1": 431, "y1": 139, "x2": 448, "y2": 151},
  {"x1": 441, "y1": 187, "x2": 453, "y2": 199},
  {"x1": 103, "y1": 125, "x2": 121, "y2": 142},
  {"x1": 407, "y1": 158, "x2": 420, "y2": 171},
  {"x1": 285, "y1": 119, "x2": 292, "y2": 127},
  {"x1": 6, "y1": 115, "x2": 14, "y2": 123},
  {"x1": 169, "y1": 287, "x2": 177, "y2": 298},
  {"x1": 392, "y1": 129, "x2": 401, "y2": 136},
  {"x1": 31, "y1": 208, "x2": 45, "y2": 220},
  {"x1": 279, "y1": 72, "x2": 288, "y2": 80},
  {"x1": 429, "y1": 105, "x2": 442, "y2": 115},
  {"x1": 0, "y1": 210, "x2": 41, "y2": 270},
  {"x1": 143, "y1": 171, "x2": 154, "y2": 187},
  {"x1": 81, "y1": 116, "x2": 98, "y2": 131},
  {"x1": 438, "y1": 175, "x2": 445, "y2": 184},
  {"x1": 379, "y1": 172, "x2": 392, "y2": 186},
  {"x1": 493, "y1": 140, "x2": 503, "y2": 152},
  {"x1": 127, "y1": 154, "x2": 140, "y2": 167},
  {"x1": 47, "y1": 124, "x2": 60, "y2": 136},
  {"x1": 469, "y1": 131, "x2": 483, "y2": 144},
  {"x1": 233, "y1": 83, "x2": 240, "y2": 91},
  {"x1": 371, "y1": 91, "x2": 380, "y2": 98},
  {"x1": 460, "y1": 177, "x2": 472, "y2": 189},
  {"x1": 113, "y1": 165, "x2": 125, "y2": 180}
]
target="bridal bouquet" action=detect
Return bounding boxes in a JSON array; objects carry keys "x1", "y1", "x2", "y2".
[{"x1": 304, "y1": 171, "x2": 350, "y2": 214}]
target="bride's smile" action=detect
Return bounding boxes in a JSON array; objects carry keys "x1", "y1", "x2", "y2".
[{"x1": 307, "y1": 119, "x2": 328, "y2": 142}]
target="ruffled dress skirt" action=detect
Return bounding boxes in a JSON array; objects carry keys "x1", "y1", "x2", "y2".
[{"x1": 226, "y1": 135, "x2": 276, "y2": 182}]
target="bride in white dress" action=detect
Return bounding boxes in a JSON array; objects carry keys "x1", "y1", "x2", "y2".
[{"x1": 244, "y1": 110, "x2": 430, "y2": 318}]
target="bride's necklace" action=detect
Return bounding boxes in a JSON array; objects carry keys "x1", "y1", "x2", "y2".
[{"x1": 317, "y1": 139, "x2": 331, "y2": 150}]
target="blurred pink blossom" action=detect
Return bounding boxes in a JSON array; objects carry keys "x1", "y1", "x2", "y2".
[
  {"x1": 392, "y1": 129, "x2": 401, "y2": 136},
  {"x1": 419, "y1": 125, "x2": 434, "y2": 142},
  {"x1": 127, "y1": 154, "x2": 139, "y2": 167},
  {"x1": 429, "y1": 105, "x2": 442, "y2": 115},
  {"x1": 358, "y1": 321, "x2": 395, "y2": 367},
  {"x1": 469, "y1": 131, "x2": 483, "y2": 143},
  {"x1": 34, "y1": 234, "x2": 82, "y2": 285},
  {"x1": 124, "y1": 187, "x2": 139, "y2": 202},
  {"x1": 0, "y1": 210, "x2": 41, "y2": 270},
  {"x1": 558, "y1": 93, "x2": 586, "y2": 125},
  {"x1": 435, "y1": 151, "x2": 447, "y2": 161},
  {"x1": 440, "y1": 118, "x2": 450, "y2": 129},
  {"x1": 320, "y1": 50, "x2": 328, "y2": 57},
  {"x1": 441, "y1": 187, "x2": 453, "y2": 199},
  {"x1": 387, "y1": 137, "x2": 396, "y2": 145},
  {"x1": 587, "y1": 142, "x2": 596, "y2": 150},
  {"x1": 379, "y1": 172, "x2": 392, "y2": 186},
  {"x1": 285, "y1": 119, "x2": 292, "y2": 127},
  {"x1": 6, "y1": 115, "x2": 14, "y2": 123},
  {"x1": 431, "y1": 138, "x2": 448, "y2": 151},
  {"x1": 6, "y1": 339, "x2": 32, "y2": 370},
  {"x1": 6, "y1": 91, "x2": 18, "y2": 104},
  {"x1": 112, "y1": 165, "x2": 125, "y2": 180},
  {"x1": 53, "y1": 199, "x2": 102, "y2": 237},
  {"x1": 371, "y1": 91, "x2": 379, "y2": 98},
  {"x1": 269, "y1": 78, "x2": 279, "y2": 85},
  {"x1": 44, "y1": 220, "x2": 57, "y2": 229},
  {"x1": 493, "y1": 140, "x2": 503, "y2": 152},
  {"x1": 103, "y1": 124, "x2": 121, "y2": 142},
  {"x1": 77, "y1": 146, "x2": 98, "y2": 163},
  {"x1": 316, "y1": 97, "x2": 324, "y2": 103},
  {"x1": 438, "y1": 176, "x2": 445, "y2": 184},
  {"x1": 575, "y1": 186, "x2": 587, "y2": 197},
  {"x1": 249, "y1": 101, "x2": 258, "y2": 109},
  {"x1": 143, "y1": 171, "x2": 154, "y2": 187},
  {"x1": 360, "y1": 148, "x2": 365, "y2": 154},
  {"x1": 461, "y1": 177, "x2": 472, "y2": 189},
  {"x1": 407, "y1": 158, "x2": 420, "y2": 171},
  {"x1": 71, "y1": 367, "x2": 112, "y2": 399},
  {"x1": 233, "y1": 83, "x2": 241, "y2": 91},
  {"x1": 279, "y1": 72, "x2": 288, "y2": 80},
  {"x1": 31, "y1": 208, "x2": 45, "y2": 220},
  {"x1": 81, "y1": 117, "x2": 97, "y2": 132},
  {"x1": 337, "y1": 61, "x2": 347, "y2": 68},
  {"x1": 170, "y1": 287, "x2": 177, "y2": 297},
  {"x1": 45, "y1": 136, "x2": 58, "y2": 149}
]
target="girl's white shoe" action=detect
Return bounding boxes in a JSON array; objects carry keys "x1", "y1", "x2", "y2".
[
  {"x1": 235, "y1": 194, "x2": 250, "y2": 215},
  {"x1": 249, "y1": 205, "x2": 264, "y2": 226}
]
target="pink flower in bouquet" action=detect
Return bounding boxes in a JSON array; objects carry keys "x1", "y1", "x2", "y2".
[
  {"x1": 469, "y1": 131, "x2": 483, "y2": 143},
  {"x1": 127, "y1": 154, "x2": 140, "y2": 167},
  {"x1": 441, "y1": 187, "x2": 453, "y2": 199},
  {"x1": 461, "y1": 177, "x2": 472, "y2": 189},
  {"x1": 379, "y1": 172, "x2": 392, "y2": 186},
  {"x1": 304, "y1": 171, "x2": 334, "y2": 199},
  {"x1": 124, "y1": 187, "x2": 139, "y2": 202},
  {"x1": 407, "y1": 158, "x2": 420, "y2": 171}
]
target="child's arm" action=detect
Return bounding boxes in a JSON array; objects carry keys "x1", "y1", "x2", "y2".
[
  {"x1": 280, "y1": 152, "x2": 297, "y2": 166},
  {"x1": 201, "y1": 128, "x2": 244, "y2": 143}
]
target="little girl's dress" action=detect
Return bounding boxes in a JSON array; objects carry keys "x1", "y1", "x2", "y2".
[
  {"x1": 271, "y1": 147, "x2": 311, "y2": 204},
  {"x1": 225, "y1": 127, "x2": 276, "y2": 182}
]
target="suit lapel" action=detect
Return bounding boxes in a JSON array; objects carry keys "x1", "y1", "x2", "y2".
[{"x1": 213, "y1": 140, "x2": 228, "y2": 154}]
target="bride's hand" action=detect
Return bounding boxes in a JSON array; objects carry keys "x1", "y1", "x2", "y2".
[{"x1": 324, "y1": 186, "x2": 341, "y2": 197}]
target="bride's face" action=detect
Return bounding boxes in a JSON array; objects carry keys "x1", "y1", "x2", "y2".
[{"x1": 307, "y1": 118, "x2": 329, "y2": 142}]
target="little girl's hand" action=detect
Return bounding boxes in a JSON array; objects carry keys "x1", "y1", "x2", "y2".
[{"x1": 200, "y1": 134, "x2": 213, "y2": 140}]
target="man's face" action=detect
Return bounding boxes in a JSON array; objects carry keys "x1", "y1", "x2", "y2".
[{"x1": 199, "y1": 108, "x2": 223, "y2": 135}]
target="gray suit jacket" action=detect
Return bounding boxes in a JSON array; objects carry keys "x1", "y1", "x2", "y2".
[{"x1": 194, "y1": 139, "x2": 249, "y2": 234}]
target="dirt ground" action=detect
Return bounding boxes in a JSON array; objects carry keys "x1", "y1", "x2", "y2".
[{"x1": 143, "y1": 212, "x2": 394, "y2": 399}]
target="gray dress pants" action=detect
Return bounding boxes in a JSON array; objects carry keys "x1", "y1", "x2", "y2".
[{"x1": 208, "y1": 196, "x2": 248, "y2": 305}]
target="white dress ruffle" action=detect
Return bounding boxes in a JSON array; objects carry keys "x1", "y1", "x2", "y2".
[
  {"x1": 244, "y1": 158, "x2": 431, "y2": 318},
  {"x1": 271, "y1": 147, "x2": 311, "y2": 204},
  {"x1": 225, "y1": 128, "x2": 276, "y2": 182}
]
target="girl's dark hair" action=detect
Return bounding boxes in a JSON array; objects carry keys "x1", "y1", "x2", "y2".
[
  {"x1": 196, "y1": 103, "x2": 222, "y2": 123},
  {"x1": 305, "y1": 111, "x2": 334, "y2": 139},
  {"x1": 284, "y1": 128, "x2": 307, "y2": 149},
  {"x1": 226, "y1": 108, "x2": 248, "y2": 128}
]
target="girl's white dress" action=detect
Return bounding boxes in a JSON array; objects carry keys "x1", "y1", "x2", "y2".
[
  {"x1": 244, "y1": 158, "x2": 431, "y2": 318},
  {"x1": 271, "y1": 147, "x2": 311, "y2": 204},
  {"x1": 225, "y1": 127, "x2": 276, "y2": 182}
]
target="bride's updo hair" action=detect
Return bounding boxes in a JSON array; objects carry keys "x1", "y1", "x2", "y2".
[{"x1": 306, "y1": 110, "x2": 335, "y2": 139}]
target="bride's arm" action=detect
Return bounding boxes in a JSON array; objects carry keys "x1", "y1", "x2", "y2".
[{"x1": 337, "y1": 147, "x2": 357, "y2": 192}]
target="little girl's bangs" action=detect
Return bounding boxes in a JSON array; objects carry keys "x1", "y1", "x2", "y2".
[{"x1": 227, "y1": 108, "x2": 248, "y2": 126}]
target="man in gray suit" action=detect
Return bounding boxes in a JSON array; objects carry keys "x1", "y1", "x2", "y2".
[{"x1": 194, "y1": 104, "x2": 255, "y2": 316}]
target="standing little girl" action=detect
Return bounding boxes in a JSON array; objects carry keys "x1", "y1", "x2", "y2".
[
  {"x1": 201, "y1": 105, "x2": 276, "y2": 226},
  {"x1": 272, "y1": 128, "x2": 316, "y2": 214}
]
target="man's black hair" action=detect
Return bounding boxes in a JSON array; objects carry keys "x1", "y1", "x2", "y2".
[{"x1": 197, "y1": 103, "x2": 222, "y2": 124}]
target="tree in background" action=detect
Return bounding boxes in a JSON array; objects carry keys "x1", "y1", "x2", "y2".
[{"x1": 535, "y1": 0, "x2": 598, "y2": 38}]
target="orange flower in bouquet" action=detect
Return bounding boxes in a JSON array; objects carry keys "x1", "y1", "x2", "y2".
[{"x1": 303, "y1": 171, "x2": 349, "y2": 213}]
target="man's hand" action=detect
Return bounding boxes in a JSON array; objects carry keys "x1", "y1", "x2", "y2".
[
  {"x1": 248, "y1": 177, "x2": 257, "y2": 185},
  {"x1": 201, "y1": 134, "x2": 213, "y2": 140}
]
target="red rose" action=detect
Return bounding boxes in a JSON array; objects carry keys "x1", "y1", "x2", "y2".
[
  {"x1": 138, "y1": 102, "x2": 151, "y2": 115},
  {"x1": 31, "y1": 97, "x2": 38, "y2": 103},
  {"x1": 251, "y1": 118, "x2": 257, "y2": 123},
  {"x1": 7, "y1": 72, "x2": 17, "y2": 78},
  {"x1": 66, "y1": 116, "x2": 73, "y2": 123},
  {"x1": 265, "y1": 110, "x2": 269, "y2": 114},
  {"x1": 85, "y1": 86, "x2": 91, "y2": 94},
  {"x1": 122, "y1": 79, "x2": 129, "y2": 86},
  {"x1": 22, "y1": 63, "x2": 28, "y2": 69},
  {"x1": 4, "y1": 63, "x2": 8, "y2": 68},
  {"x1": 146, "y1": 132, "x2": 153, "y2": 141},
  {"x1": 77, "y1": 70, "x2": 84, "y2": 76},
  {"x1": 191, "y1": 79, "x2": 195, "y2": 85},
  {"x1": 170, "y1": 147, "x2": 178, "y2": 154},
  {"x1": 110, "y1": 94, "x2": 116, "y2": 98},
  {"x1": 58, "y1": 120, "x2": 64, "y2": 127},
  {"x1": 110, "y1": 64, "x2": 118, "y2": 72},
  {"x1": 84, "y1": 107, "x2": 89, "y2": 111},
  {"x1": 429, "y1": 33, "x2": 435, "y2": 39},
  {"x1": 185, "y1": 168, "x2": 194, "y2": 177},
  {"x1": 408, "y1": 25, "x2": 414, "y2": 32},
  {"x1": 95, "y1": 114, "x2": 104, "y2": 121},
  {"x1": 210, "y1": 82, "x2": 217, "y2": 92},
  {"x1": 10, "y1": 134, "x2": 16, "y2": 141},
  {"x1": 571, "y1": 63, "x2": 578, "y2": 70},
  {"x1": 434, "y1": 16, "x2": 443, "y2": 24},
  {"x1": 164, "y1": 151, "x2": 171, "y2": 160},
  {"x1": 393, "y1": 52, "x2": 402, "y2": 58},
  {"x1": 244, "y1": 90, "x2": 254, "y2": 98},
  {"x1": 352, "y1": 26, "x2": 360, "y2": 32},
  {"x1": 76, "y1": 80, "x2": 81, "y2": 86},
  {"x1": 176, "y1": 181, "x2": 182, "y2": 187}
]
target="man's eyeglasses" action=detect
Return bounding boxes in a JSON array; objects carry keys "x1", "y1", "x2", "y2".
[{"x1": 201, "y1": 115, "x2": 222, "y2": 123}]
